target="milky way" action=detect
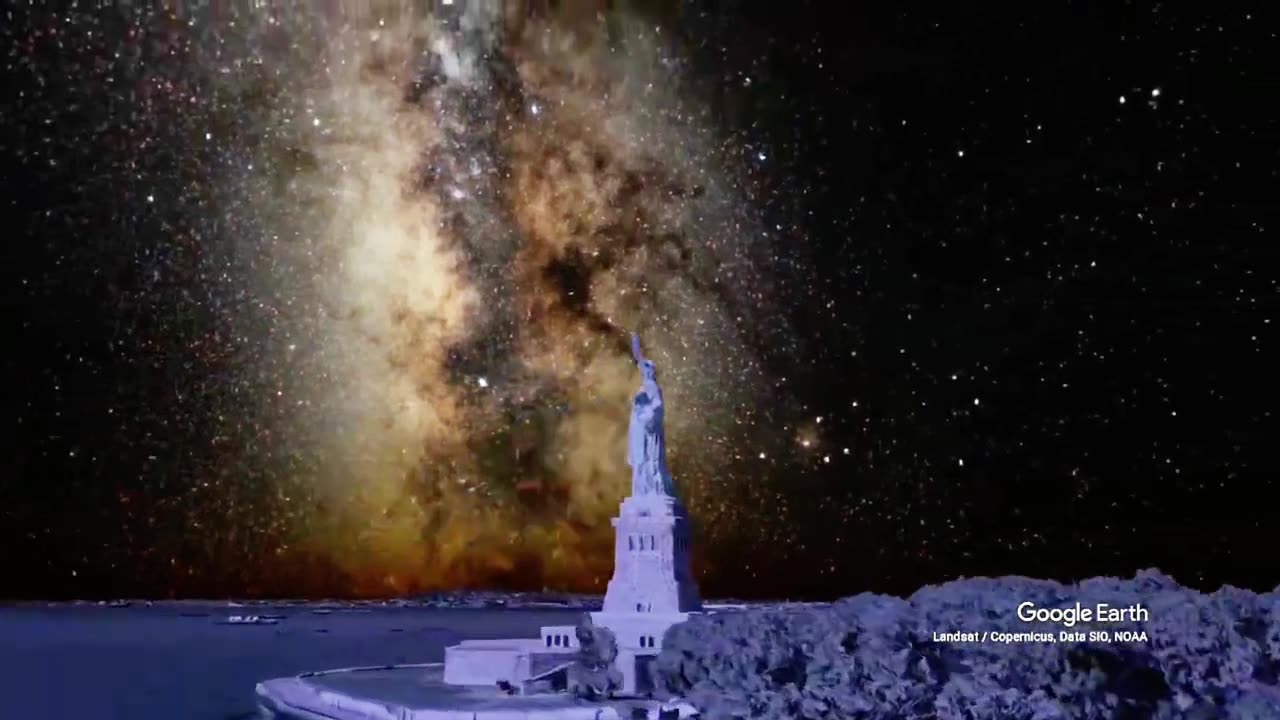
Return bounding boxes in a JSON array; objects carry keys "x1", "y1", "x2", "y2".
[
  {"x1": 13, "y1": 0, "x2": 1272, "y2": 601},
  {"x1": 150, "y1": 1, "x2": 803, "y2": 595}
]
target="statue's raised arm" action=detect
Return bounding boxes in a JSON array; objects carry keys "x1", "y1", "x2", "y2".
[{"x1": 631, "y1": 333, "x2": 645, "y2": 366}]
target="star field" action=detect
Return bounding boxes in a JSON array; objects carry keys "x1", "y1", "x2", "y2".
[{"x1": 2, "y1": 0, "x2": 1276, "y2": 600}]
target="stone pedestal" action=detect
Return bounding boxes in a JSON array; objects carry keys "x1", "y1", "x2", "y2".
[{"x1": 602, "y1": 494, "x2": 701, "y2": 616}]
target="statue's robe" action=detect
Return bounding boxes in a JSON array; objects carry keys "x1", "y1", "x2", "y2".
[{"x1": 628, "y1": 381, "x2": 673, "y2": 495}]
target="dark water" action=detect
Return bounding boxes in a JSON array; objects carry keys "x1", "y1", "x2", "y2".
[{"x1": 0, "y1": 603, "x2": 582, "y2": 720}]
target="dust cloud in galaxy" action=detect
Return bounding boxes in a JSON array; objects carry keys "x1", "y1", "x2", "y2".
[{"x1": 217, "y1": 2, "x2": 792, "y2": 595}]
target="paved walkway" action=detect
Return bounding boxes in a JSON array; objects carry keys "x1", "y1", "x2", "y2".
[{"x1": 258, "y1": 664, "x2": 659, "y2": 720}]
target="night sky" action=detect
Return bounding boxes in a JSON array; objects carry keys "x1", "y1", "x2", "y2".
[{"x1": 3, "y1": 0, "x2": 1276, "y2": 601}]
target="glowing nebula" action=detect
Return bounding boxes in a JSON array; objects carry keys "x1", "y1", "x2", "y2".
[{"x1": 201, "y1": 1, "x2": 795, "y2": 595}]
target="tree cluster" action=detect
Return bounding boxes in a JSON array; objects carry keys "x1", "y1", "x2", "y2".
[{"x1": 653, "y1": 570, "x2": 1280, "y2": 719}]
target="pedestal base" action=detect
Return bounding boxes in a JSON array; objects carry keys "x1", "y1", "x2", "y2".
[{"x1": 589, "y1": 611, "x2": 690, "y2": 695}]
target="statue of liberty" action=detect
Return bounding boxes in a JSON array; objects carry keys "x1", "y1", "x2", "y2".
[{"x1": 627, "y1": 334, "x2": 675, "y2": 496}]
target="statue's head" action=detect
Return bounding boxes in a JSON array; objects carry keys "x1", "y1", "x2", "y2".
[{"x1": 640, "y1": 358, "x2": 657, "y2": 382}]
